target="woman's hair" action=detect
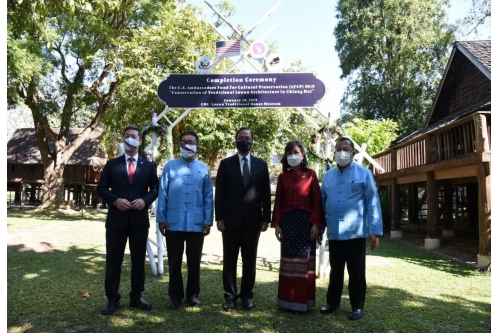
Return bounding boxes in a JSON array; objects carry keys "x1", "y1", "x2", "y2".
[{"x1": 280, "y1": 140, "x2": 309, "y2": 172}]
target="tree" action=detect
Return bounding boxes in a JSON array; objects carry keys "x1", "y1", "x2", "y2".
[
  {"x1": 97, "y1": 3, "x2": 322, "y2": 177},
  {"x1": 7, "y1": 0, "x2": 218, "y2": 209},
  {"x1": 343, "y1": 118, "x2": 398, "y2": 160},
  {"x1": 334, "y1": 0, "x2": 455, "y2": 138},
  {"x1": 455, "y1": 0, "x2": 491, "y2": 38}
]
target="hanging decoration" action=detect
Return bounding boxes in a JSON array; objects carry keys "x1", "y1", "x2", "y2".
[
  {"x1": 140, "y1": 124, "x2": 166, "y2": 160},
  {"x1": 308, "y1": 122, "x2": 342, "y2": 166}
]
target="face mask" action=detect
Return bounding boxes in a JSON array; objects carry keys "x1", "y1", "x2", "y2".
[
  {"x1": 124, "y1": 137, "x2": 140, "y2": 151},
  {"x1": 287, "y1": 155, "x2": 302, "y2": 167},
  {"x1": 335, "y1": 151, "x2": 352, "y2": 167},
  {"x1": 180, "y1": 144, "x2": 197, "y2": 159},
  {"x1": 236, "y1": 140, "x2": 252, "y2": 153}
]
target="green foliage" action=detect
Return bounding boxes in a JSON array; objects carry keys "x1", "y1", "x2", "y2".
[
  {"x1": 306, "y1": 118, "x2": 397, "y2": 171},
  {"x1": 334, "y1": 0, "x2": 455, "y2": 138},
  {"x1": 343, "y1": 118, "x2": 398, "y2": 157}
]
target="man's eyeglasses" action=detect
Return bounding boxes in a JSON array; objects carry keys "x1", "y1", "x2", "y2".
[
  {"x1": 181, "y1": 140, "x2": 196, "y2": 145},
  {"x1": 335, "y1": 149, "x2": 353, "y2": 153},
  {"x1": 237, "y1": 136, "x2": 253, "y2": 142}
]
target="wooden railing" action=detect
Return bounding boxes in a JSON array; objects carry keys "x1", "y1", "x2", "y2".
[
  {"x1": 436, "y1": 118, "x2": 476, "y2": 161},
  {"x1": 397, "y1": 139, "x2": 426, "y2": 169},
  {"x1": 372, "y1": 112, "x2": 490, "y2": 176}
]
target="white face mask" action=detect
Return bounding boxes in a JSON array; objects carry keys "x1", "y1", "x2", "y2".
[
  {"x1": 124, "y1": 137, "x2": 140, "y2": 151},
  {"x1": 287, "y1": 155, "x2": 302, "y2": 167},
  {"x1": 180, "y1": 144, "x2": 197, "y2": 159},
  {"x1": 335, "y1": 151, "x2": 352, "y2": 167}
]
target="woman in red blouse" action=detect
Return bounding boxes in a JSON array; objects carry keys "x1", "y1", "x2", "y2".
[{"x1": 271, "y1": 140, "x2": 326, "y2": 314}]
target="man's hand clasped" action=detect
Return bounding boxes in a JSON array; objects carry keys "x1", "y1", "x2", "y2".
[{"x1": 114, "y1": 198, "x2": 146, "y2": 211}]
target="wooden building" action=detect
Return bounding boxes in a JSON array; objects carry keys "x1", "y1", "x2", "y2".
[
  {"x1": 7, "y1": 128, "x2": 107, "y2": 209},
  {"x1": 372, "y1": 40, "x2": 491, "y2": 267}
]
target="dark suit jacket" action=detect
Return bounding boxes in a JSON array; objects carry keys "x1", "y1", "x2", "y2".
[
  {"x1": 215, "y1": 154, "x2": 271, "y2": 231},
  {"x1": 97, "y1": 155, "x2": 159, "y2": 228}
]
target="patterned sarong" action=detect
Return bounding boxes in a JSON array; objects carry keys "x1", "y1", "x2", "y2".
[{"x1": 277, "y1": 210, "x2": 316, "y2": 313}]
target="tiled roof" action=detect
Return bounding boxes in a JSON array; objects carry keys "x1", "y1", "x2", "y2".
[
  {"x1": 421, "y1": 39, "x2": 491, "y2": 131},
  {"x1": 7, "y1": 128, "x2": 107, "y2": 167},
  {"x1": 456, "y1": 40, "x2": 491, "y2": 77}
]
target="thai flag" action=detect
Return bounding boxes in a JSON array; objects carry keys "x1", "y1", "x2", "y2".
[{"x1": 215, "y1": 40, "x2": 241, "y2": 58}]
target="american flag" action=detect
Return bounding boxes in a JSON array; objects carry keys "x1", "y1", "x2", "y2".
[{"x1": 215, "y1": 40, "x2": 241, "y2": 58}]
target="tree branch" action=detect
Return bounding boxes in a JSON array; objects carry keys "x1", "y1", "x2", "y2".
[{"x1": 53, "y1": 43, "x2": 70, "y2": 85}]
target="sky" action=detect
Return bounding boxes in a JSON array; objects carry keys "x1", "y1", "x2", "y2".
[{"x1": 185, "y1": 0, "x2": 491, "y2": 123}]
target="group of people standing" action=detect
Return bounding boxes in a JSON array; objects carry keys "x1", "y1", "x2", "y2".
[{"x1": 97, "y1": 125, "x2": 383, "y2": 321}]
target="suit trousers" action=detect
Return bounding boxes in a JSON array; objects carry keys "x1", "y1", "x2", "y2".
[
  {"x1": 222, "y1": 225, "x2": 261, "y2": 301},
  {"x1": 165, "y1": 230, "x2": 205, "y2": 301},
  {"x1": 326, "y1": 237, "x2": 367, "y2": 310},
  {"x1": 105, "y1": 221, "x2": 149, "y2": 302}
]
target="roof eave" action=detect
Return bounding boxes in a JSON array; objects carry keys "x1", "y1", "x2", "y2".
[{"x1": 455, "y1": 42, "x2": 491, "y2": 80}]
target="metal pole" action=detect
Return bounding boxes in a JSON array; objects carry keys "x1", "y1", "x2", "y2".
[
  {"x1": 166, "y1": 126, "x2": 174, "y2": 161},
  {"x1": 204, "y1": 1, "x2": 250, "y2": 45},
  {"x1": 244, "y1": 1, "x2": 282, "y2": 38}
]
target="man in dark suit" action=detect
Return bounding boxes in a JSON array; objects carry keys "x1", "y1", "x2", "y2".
[
  {"x1": 215, "y1": 127, "x2": 272, "y2": 311},
  {"x1": 97, "y1": 125, "x2": 159, "y2": 315}
]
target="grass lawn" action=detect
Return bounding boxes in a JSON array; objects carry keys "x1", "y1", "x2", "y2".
[{"x1": 7, "y1": 209, "x2": 491, "y2": 333}]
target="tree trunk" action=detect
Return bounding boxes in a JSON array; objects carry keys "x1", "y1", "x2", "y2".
[{"x1": 40, "y1": 160, "x2": 66, "y2": 208}]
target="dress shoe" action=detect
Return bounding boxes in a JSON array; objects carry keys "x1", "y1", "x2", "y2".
[
  {"x1": 320, "y1": 304, "x2": 339, "y2": 314},
  {"x1": 168, "y1": 299, "x2": 182, "y2": 310},
  {"x1": 223, "y1": 299, "x2": 235, "y2": 311},
  {"x1": 101, "y1": 301, "x2": 120, "y2": 315},
  {"x1": 187, "y1": 297, "x2": 201, "y2": 307},
  {"x1": 130, "y1": 297, "x2": 152, "y2": 311},
  {"x1": 242, "y1": 298, "x2": 254, "y2": 310},
  {"x1": 348, "y1": 309, "x2": 363, "y2": 320}
]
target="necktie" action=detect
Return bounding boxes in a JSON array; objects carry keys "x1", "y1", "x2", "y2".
[
  {"x1": 242, "y1": 157, "x2": 250, "y2": 187},
  {"x1": 128, "y1": 157, "x2": 136, "y2": 184}
]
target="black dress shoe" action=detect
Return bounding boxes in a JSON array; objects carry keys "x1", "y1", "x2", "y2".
[
  {"x1": 348, "y1": 309, "x2": 363, "y2": 320},
  {"x1": 223, "y1": 299, "x2": 235, "y2": 311},
  {"x1": 101, "y1": 301, "x2": 120, "y2": 315},
  {"x1": 320, "y1": 304, "x2": 339, "y2": 314},
  {"x1": 168, "y1": 299, "x2": 182, "y2": 310},
  {"x1": 242, "y1": 298, "x2": 254, "y2": 310},
  {"x1": 130, "y1": 297, "x2": 152, "y2": 311},
  {"x1": 187, "y1": 297, "x2": 201, "y2": 307}
]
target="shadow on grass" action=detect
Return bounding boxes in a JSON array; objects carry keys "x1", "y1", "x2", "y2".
[
  {"x1": 7, "y1": 207, "x2": 108, "y2": 222},
  {"x1": 7, "y1": 242, "x2": 490, "y2": 333},
  {"x1": 373, "y1": 237, "x2": 481, "y2": 277},
  {"x1": 200, "y1": 253, "x2": 280, "y2": 274}
]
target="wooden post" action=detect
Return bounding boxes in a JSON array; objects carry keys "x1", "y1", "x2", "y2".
[
  {"x1": 474, "y1": 114, "x2": 490, "y2": 153},
  {"x1": 426, "y1": 172, "x2": 439, "y2": 239},
  {"x1": 30, "y1": 185, "x2": 36, "y2": 203},
  {"x1": 408, "y1": 184, "x2": 414, "y2": 224},
  {"x1": 391, "y1": 178, "x2": 400, "y2": 231},
  {"x1": 391, "y1": 148, "x2": 397, "y2": 172},
  {"x1": 425, "y1": 133, "x2": 437, "y2": 164},
  {"x1": 466, "y1": 184, "x2": 478, "y2": 226},
  {"x1": 15, "y1": 182, "x2": 22, "y2": 203},
  {"x1": 410, "y1": 183, "x2": 419, "y2": 225},
  {"x1": 476, "y1": 162, "x2": 491, "y2": 257},
  {"x1": 474, "y1": 113, "x2": 491, "y2": 265},
  {"x1": 443, "y1": 180, "x2": 453, "y2": 230}
]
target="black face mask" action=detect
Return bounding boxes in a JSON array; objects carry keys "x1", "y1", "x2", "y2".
[{"x1": 236, "y1": 140, "x2": 252, "y2": 153}]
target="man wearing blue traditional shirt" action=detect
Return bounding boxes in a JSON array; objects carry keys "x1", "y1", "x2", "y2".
[
  {"x1": 320, "y1": 137, "x2": 383, "y2": 321},
  {"x1": 157, "y1": 131, "x2": 213, "y2": 310}
]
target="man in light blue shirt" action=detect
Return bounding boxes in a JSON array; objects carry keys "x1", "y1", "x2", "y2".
[
  {"x1": 320, "y1": 137, "x2": 383, "y2": 321},
  {"x1": 157, "y1": 131, "x2": 213, "y2": 310}
]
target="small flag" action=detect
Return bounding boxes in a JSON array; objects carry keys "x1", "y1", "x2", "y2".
[{"x1": 216, "y1": 40, "x2": 241, "y2": 58}]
